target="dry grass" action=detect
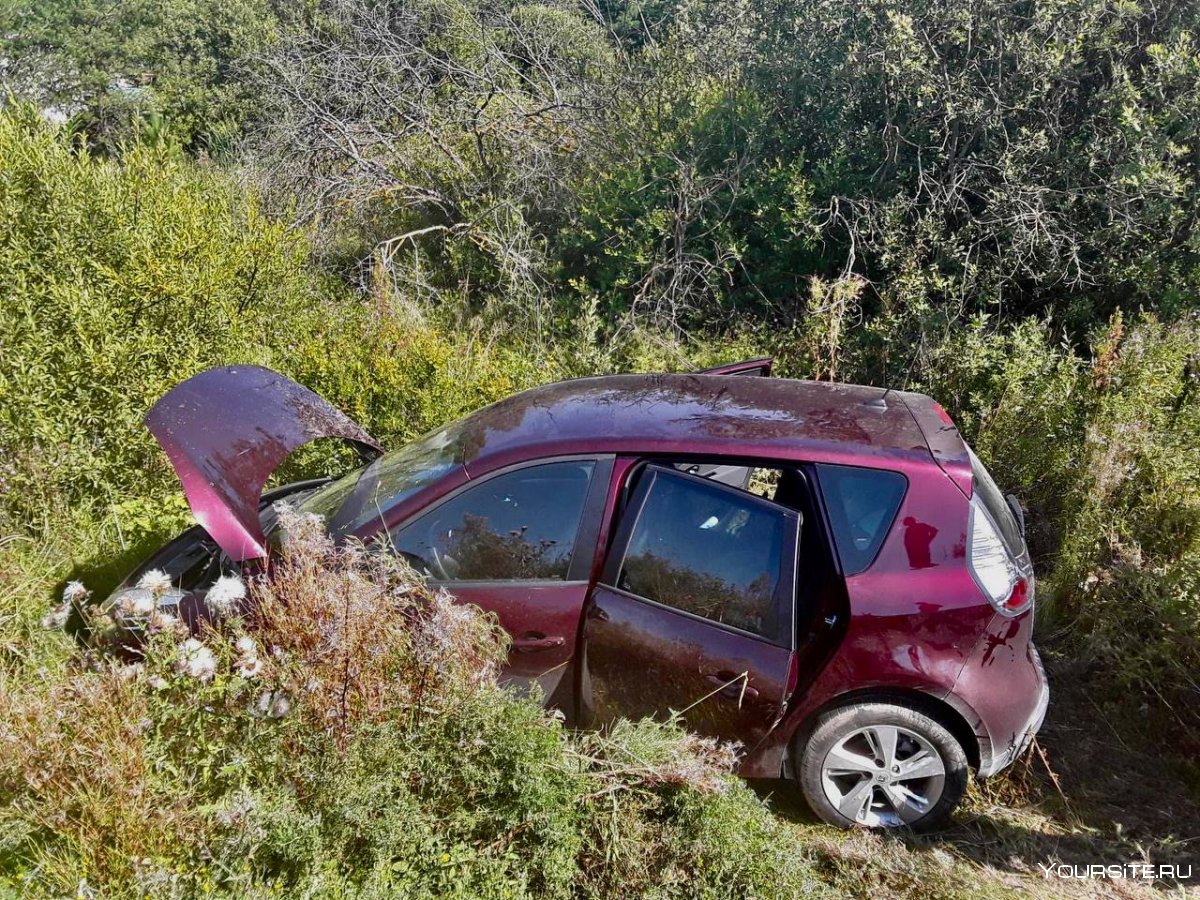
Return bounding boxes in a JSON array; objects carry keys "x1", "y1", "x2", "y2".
[{"x1": 246, "y1": 506, "x2": 509, "y2": 750}]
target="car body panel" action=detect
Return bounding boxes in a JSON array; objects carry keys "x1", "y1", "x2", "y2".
[
  {"x1": 384, "y1": 455, "x2": 614, "y2": 710},
  {"x1": 952, "y1": 609, "x2": 1046, "y2": 775},
  {"x1": 896, "y1": 390, "x2": 973, "y2": 497},
  {"x1": 144, "y1": 366, "x2": 381, "y2": 561},
  {"x1": 444, "y1": 581, "x2": 588, "y2": 705},
  {"x1": 352, "y1": 374, "x2": 935, "y2": 534}
]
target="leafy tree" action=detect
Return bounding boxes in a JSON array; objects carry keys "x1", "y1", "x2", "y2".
[
  {"x1": 0, "y1": 0, "x2": 279, "y2": 151},
  {"x1": 564, "y1": 0, "x2": 1200, "y2": 332}
]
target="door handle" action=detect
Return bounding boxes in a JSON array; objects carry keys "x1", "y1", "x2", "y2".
[
  {"x1": 705, "y1": 672, "x2": 759, "y2": 700},
  {"x1": 513, "y1": 633, "x2": 565, "y2": 653}
]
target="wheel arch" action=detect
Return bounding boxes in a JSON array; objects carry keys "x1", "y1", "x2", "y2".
[{"x1": 781, "y1": 687, "x2": 985, "y2": 776}]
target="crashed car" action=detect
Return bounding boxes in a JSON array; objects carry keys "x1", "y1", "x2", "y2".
[{"x1": 113, "y1": 360, "x2": 1048, "y2": 830}]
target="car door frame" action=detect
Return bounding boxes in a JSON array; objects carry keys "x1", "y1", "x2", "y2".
[
  {"x1": 577, "y1": 463, "x2": 802, "y2": 745},
  {"x1": 385, "y1": 453, "x2": 615, "y2": 710}
]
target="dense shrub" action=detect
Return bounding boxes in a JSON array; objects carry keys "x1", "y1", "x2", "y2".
[
  {"x1": 0, "y1": 0, "x2": 279, "y2": 152},
  {"x1": 0, "y1": 507, "x2": 824, "y2": 897},
  {"x1": 0, "y1": 106, "x2": 315, "y2": 523},
  {"x1": 563, "y1": 0, "x2": 1200, "y2": 331},
  {"x1": 0, "y1": 108, "x2": 556, "y2": 538}
]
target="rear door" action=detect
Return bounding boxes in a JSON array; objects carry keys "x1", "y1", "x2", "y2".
[
  {"x1": 578, "y1": 466, "x2": 799, "y2": 748},
  {"x1": 389, "y1": 457, "x2": 612, "y2": 707}
]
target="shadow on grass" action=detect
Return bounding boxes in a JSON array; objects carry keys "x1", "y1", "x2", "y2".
[{"x1": 63, "y1": 535, "x2": 168, "y2": 598}]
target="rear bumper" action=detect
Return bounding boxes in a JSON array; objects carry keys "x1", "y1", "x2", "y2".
[{"x1": 977, "y1": 643, "x2": 1049, "y2": 777}]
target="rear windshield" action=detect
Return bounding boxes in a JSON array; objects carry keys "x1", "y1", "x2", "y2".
[
  {"x1": 967, "y1": 448, "x2": 1025, "y2": 557},
  {"x1": 815, "y1": 464, "x2": 907, "y2": 575}
]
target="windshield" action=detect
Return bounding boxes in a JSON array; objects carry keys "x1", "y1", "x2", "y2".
[{"x1": 295, "y1": 426, "x2": 464, "y2": 537}]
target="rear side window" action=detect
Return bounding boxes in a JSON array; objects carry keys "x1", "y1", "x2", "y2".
[
  {"x1": 815, "y1": 464, "x2": 907, "y2": 575},
  {"x1": 967, "y1": 448, "x2": 1025, "y2": 557},
  {"x1": 616, "y1": 469, "x2": 793, "y2": 641}
]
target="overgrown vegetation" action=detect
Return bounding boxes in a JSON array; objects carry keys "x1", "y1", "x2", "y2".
[
  {"x1": 2, "y1": 0, "x2": 1199, "y2": 892},
  {"x1": 2, "y1": 508, "x2": 824, "y2": 896}
]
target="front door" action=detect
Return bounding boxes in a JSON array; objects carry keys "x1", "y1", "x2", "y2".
[
  {"x1": 579, "y1": 465, "x2": 800, "y2": 749},
  {"x1": 389, "y1": 457, "x2": 612, "y2": 708}
]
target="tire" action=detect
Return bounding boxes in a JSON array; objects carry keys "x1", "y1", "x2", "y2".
[{"x1": 797, "y1": 701, "x2": 968, "y2": 831}]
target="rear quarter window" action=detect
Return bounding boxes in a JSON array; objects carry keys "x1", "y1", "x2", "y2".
[{"x1": 815, "y1": 464, "x2": 907, "y2": 575}]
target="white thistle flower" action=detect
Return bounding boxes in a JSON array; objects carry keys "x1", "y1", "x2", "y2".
[
  {"x1": 236, "y1": 657, "x2": 262, "y2": 679},
  {"x1": 118, "y1": 589, "x2": 156, "y2": 618},
  {"x1": 148, "y1": 610, "x2": 180, "y2": 633},
  {"x1": 256, "y1": 690, "x2": 290, "y2": 718},
  {"x1": 118, "y1": 663, "x2": 143, "y2": 681},
  {"x1": 204, "y1": 575, "x2": 246, "y2": 617},
  {"x1": 136, "y1": 569, "x2": 173, "y2": 597},
  {"x1": 62, "y1": 581, "x2": 88, "y2": 605},
  {"x1": 149, "y1": 675, "x2": 169, "y2": 691},
  {"x1": 42, "y1": 604, "x2": 70, "y2": 630},
  {"x1": 177, "y1": 638, "x2": 217, "y2": 682},
  {"x1": 234, "y1": 635, "x2": 257, "y2": 657}
]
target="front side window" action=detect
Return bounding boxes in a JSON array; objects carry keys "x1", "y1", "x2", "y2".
[
  {"x1": 616, "y1": 469, "x2": 793, "y2": 641},
  {"x1": 391, "y1": 461, "x2": 595, "y2": 582},
  {"x1": 815, "y1": 464, "x2": 907, "y2": 574}
]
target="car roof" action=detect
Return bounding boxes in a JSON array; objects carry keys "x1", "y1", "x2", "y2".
[{"x1": 444, "y1": 373, "x2": 938, "y2": 473}]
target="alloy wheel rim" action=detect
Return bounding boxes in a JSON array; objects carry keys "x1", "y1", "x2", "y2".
[{"x1": 820, "y1": 724, "x2": 947, "y2": 827}]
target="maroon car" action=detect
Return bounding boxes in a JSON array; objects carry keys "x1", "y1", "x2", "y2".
[{"x1": 115, "y1": 360, "x2": 1048, "y2": 830}]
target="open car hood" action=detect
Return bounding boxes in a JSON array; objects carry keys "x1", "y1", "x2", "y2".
[{"x1": 145, "y1": 365, "x2": 382, "y2": 561}]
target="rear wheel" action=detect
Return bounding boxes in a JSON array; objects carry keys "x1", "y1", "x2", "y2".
[{"x1": 797, "y1": 702, "x2": 968, "y2": 831}]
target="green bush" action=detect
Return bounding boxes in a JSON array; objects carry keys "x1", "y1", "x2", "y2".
[
  {"x1": 0, "y1": 507, "x2": 825, "y2": 898},
  {"x1": 0, "y1": 0, "x2": 279, "y2": 152},
  {"x1": 0, "y1": 105, "x2": 316, "y2": 525},
  {"x1": 0, "y1": 108, "x2": 557, "y2": 535}
]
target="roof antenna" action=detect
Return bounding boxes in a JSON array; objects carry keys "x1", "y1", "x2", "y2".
[{"x1": 864, "y1": 387, "x2": 892, "y2": 411}]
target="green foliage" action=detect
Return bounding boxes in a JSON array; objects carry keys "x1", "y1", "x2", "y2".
[
  {"x1": 0, "y1": 108, "x2": 553, "y2": 540},
  {"x1": 0, "y1": 105, "x2": 310, "y2": 526},
  {"x1": 0, "y1": 0, "x2": 278, "y2": 152},
  {"x1": 0, "y1": 508, "x2": 825, "y2": 898},
  {"x1": 560, "y1": 0, "x2": 1200, "y2": 330},
  {"x1": 2, "y1": 0, "x2": 1200, "y2": 886},
  {"x1": 1043, "y1": 316, "x2": 1200, "y2": 708}
]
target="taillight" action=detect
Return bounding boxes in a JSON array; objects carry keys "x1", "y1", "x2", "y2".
[{"x1": 967, "y1": 497, "x2": 1033, "y2": 615}]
